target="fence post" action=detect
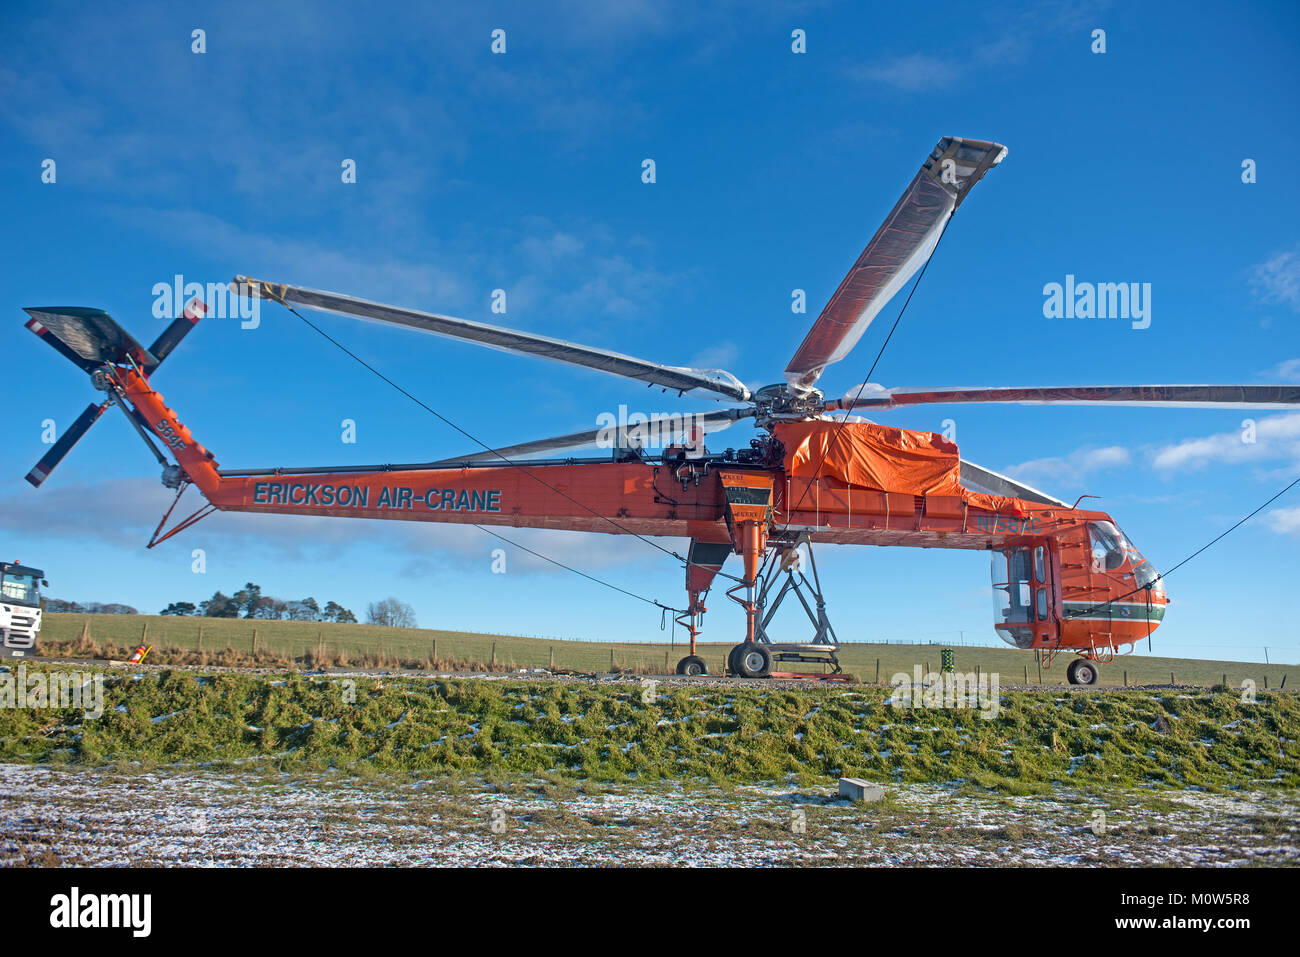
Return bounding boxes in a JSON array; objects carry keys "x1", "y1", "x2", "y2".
[
  {"x1": 875, "y1": 658, "x2": 880, "y2": 684},
  {"x1": 1023, "y1": 665, "x2": 1028, "y2": 684},
  {"x1": 491, "y1": 642, "x2": 496, "y2": 668},
  {"x1": 1036, "y1": 650, "x2": 1042, "y2": 685},
  {"x1": 252, "y1": 628, "x2": 258, "y2": 655},
  {"x1": 197, "y1": 626, "x2": 203, "y2": 652}
]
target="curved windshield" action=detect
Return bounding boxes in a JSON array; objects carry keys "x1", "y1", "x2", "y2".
[
  {"x1": 1132, "y1": 557, "x2": 1165, "y2": 598},
  {"x1": 1087, "y1": 521, "x2": 1130, "y2": 572},
  {"x1": 0, "y1": 572, "x2": 40, "y2": 607}
]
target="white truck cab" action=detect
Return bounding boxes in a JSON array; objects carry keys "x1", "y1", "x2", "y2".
[{"x1": 0, "y1": 561, "x2": 45, "y2": 658}]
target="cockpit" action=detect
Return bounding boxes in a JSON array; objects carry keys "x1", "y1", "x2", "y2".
[{"x1": 990, "y1": 519, "x2": 1164, "y2": 649}]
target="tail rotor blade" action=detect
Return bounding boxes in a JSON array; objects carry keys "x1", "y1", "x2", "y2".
[
  {"x1": 25, "y1": 401, "x2": 110, "y2": 487},
  {"x1": 149, "y1": 299, "x2": 208, "y2": 363}
]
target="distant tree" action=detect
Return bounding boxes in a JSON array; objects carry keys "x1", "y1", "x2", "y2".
[
  {"x1": 283, "y1": 598, "x2": 320, "y2": 622},
  {"x1": 99, "y1": 603, "x2": 139, "y2": 615},
  {"x1": 233, "y1": 582, "x2": 269, "y2": 619},
  {"x1": 322, "y1": 600, "x2": 357, "y2": 624},
  {"x1": 160, "y1": 601, "x2": 197, "y2": 616},
  {"x1": 201, "y1": 591, "x2": 240, "y2": 618},
  {"x1": 45, "y1": 598, "x2": 83, "y2": 614},
  {"x1": 366, "y1": 597, "x2": 417, "y2": 628},
  {"x1": 263, "y1": 598, "x2": 289, "y2": 620}
]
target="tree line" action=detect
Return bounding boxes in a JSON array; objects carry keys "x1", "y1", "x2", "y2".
[
  {"x1": 44, "y1": 600, "x2": 139, "y2": 615},
  {"x1": 161, "y1": 582, "x2": 357, "y2": 623},
  {"x1": 157, "y1": 582, "x2": 417, "y2": 628}
]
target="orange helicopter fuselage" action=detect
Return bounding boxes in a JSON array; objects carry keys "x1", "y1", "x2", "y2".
[{"x1": 123, "y1": 366, "x2": 1167, "y2": 660}]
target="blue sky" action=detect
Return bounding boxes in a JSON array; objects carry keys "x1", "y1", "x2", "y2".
[{"x1": 1, "y1": 0, "x2": 1297, "y2": 664}]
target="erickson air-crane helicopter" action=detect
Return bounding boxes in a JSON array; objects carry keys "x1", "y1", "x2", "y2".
[{"x1": 22, "y1": 137, "x2": 1300, "y2": 684}]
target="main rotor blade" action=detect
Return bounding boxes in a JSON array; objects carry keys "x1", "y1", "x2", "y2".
[
  {"x1": 428, "y1": 408, "x2": 754, "y2": 466},
  {"x1": 232, "y1": 276, "x2": 751, "y2": 402},
  {"x1": 25, "y1": 401, "x2": 110, "y2": 487},
  {"x1": 827, "y1": 384, "x2": 1300, "y2": 412},
  {"x1": 784, "y1": 136, "x2": 1007, "y2": 395}
]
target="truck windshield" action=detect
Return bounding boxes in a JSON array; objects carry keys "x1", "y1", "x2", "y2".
[{"x1": 0, "y1": 573, "x2": 40, "y2": 606}]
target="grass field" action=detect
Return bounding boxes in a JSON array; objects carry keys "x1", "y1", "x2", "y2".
[
  {"x1": 36, "y1": 613, "x2": 1300, "y2": 689},
  {"x1": 2, "y1": 664, "x2": 1297, "y2": 791}
]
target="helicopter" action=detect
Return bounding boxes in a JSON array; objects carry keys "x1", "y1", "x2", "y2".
[{"x1": 22, "y1": 136, "x2": 1300, "y2": 684}]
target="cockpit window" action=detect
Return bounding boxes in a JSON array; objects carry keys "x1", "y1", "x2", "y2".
[
  {"x1": 1133, "y1": 559, "x2": 1165, "y2": 597},
  {"x1": 1087, "y1": 521, "x2": 1129, "y2": 572}
]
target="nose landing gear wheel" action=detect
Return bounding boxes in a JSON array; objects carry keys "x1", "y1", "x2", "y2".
[
  {"x1": 733, "y1": 642, "x2": 773, "y2": 679},
  {"x1": 676, "y1": 655, "x2": 707, "y2": 676},
  {"x1": 1067, "y1": 658, "x2": 1098, "y2": 686}
]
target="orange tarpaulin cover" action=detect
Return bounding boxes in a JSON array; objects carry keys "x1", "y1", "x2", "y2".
[
  {"x1": 778, "y1": 420, "x2": 963, "y2": 495},
  {"x1": 775, "y1": 420, "x2": 1030, "y2": 515}
]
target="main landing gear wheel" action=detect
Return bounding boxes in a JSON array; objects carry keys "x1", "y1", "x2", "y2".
[
  {"x1": 733, "y1": 642, "x2": 773, "y2": 679},
  {"x1": 1067, "y1": 658, "x2": 1098, "y2": 686},
  {"x1": 676, "y1": 655, "x2": 707, "y2": 676}
]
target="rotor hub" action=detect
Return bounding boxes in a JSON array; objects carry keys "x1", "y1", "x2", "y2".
[{"x1": 752, "y1": 383, "x2": 825, "y2": 421}]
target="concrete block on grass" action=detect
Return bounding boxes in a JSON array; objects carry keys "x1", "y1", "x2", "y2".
[{"x1": 838, "y1": 778, "x2": 884, "y2": 803}]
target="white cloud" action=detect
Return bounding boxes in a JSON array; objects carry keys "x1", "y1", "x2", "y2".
[
  {"x1": 1250, "y1": 248, "x2": 1300, "y2": 313},
  {"x1": 1003, "y1": 445, "x2": 1131, "y2": 485},
  {"x1": 846, "y1": 2, "x2": 1106, "y2": 92},
  {"x1": 1269, "y1": 505, "x2": 1300, "y2": 537},
  {"x1": 1150, "y1": 412, "x2": 1300, "y2": 472},
  {"x1": 688, "y1": 341, "x2": 740, "y2": 371},
  {"x1": 848, "y1": 54, "x2": 961, "y2": 92},
  {"x1": 1266, "y1": 358, "x2": 1300, "y2": 382}
]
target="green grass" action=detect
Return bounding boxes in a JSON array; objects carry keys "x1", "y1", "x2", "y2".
[
  {"x1": 37, "y1": 612, "x2": 1299, "y2": 688},
  {"x1": 3, "y1": 664, "x2": 1298, "y2": 791}
]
